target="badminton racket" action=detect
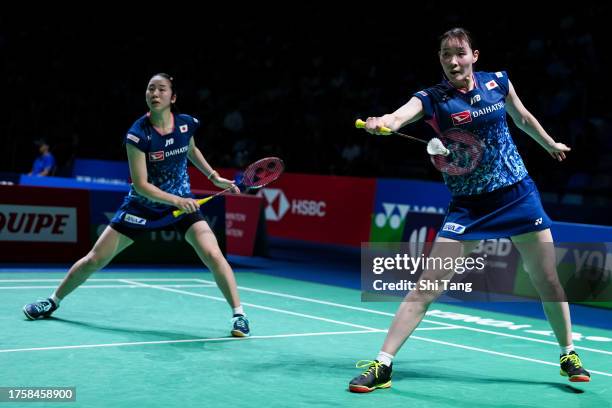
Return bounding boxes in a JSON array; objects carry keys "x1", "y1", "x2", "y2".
[{"x1": 355, "y1": 119, "x2": 484, "y2": 176}]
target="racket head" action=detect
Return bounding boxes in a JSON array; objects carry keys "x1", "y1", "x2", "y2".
[
  {"x1": 241, "y1": 157, "x2": 285, "y2": 190},
  {"x1": 430, "y1": 128, "x2": 484, "y2": 176}
]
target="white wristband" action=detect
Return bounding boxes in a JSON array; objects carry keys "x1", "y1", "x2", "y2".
[{"x1": 207, "y1": 171, "x2": 218, "y2": 180}]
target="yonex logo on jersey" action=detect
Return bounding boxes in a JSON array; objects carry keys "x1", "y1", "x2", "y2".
[
  {"x1": 485, "y1": 80, "x2": 498, "y2": 90},
  {"x1": 149, "y1": 151, "x2": 165, "y2": 162},
  {"x1": 451, "y1": 110, "x2": 472, "y2": 126},
  {"x1": 179, "y1": 124, "x2": 188, "y2": 133},
  {"x1": 124, "y1": 213, "x2": 146, "y2": 225},
  {"x1": 127, "y1": 134, "x2": 140, "y2": 143},
  {"x1": 442, "y1": 222, "x2": 465, "y2": 234},
  {"x1": 534, "y1": 218, "x2": 543, "y2": 226},
  {"x1": 165, "y1": 138, "x2": 174, "y2": 147},
  {"x1": 470, "y1": 94, "x2": 481, "y2": 105}
]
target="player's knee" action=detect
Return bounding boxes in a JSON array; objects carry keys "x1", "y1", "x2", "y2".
[{"x1": 83, "y1": 251, "x2": 109, "y2": 271}]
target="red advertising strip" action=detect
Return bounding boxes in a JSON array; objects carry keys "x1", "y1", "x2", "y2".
[
  {"x1": 257, "y1": 173, "x2": 376, "y2": 246},
  {"x1": 0, "y1": 185, "x2": 90, "y2": 262},
  {"x1": 225, "y1": 194, "x2": 264, "y2": 256},
  {"x1": 192, "y1": 189, "x2": 263, "y2": 256}
]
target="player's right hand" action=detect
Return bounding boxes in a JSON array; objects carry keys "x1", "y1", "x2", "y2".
[
  {"x1": 174, "y1": 197, "x2": 200, "y2": 214},
  {"x1": 364, "y1": 117, "x2": 390, "y2": 135}
]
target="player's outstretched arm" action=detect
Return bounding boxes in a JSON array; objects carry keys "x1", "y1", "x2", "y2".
[
  {"x1": 506, "y1": 80, "x2": 571, "y2": 162},
  {"x1": 187, "y1": 138, "x2": 239, "y2": 193},
  {"x1": 364, "y1": 97, "x2": 424, "y2": 135}
]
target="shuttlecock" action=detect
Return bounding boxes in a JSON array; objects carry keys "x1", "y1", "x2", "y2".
[{"x1": 427, "y1": 138, "x2": 450, "y2": 156}]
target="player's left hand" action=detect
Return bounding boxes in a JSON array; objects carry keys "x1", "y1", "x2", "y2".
[
  {"x1": 211, "y1": 174, "x2": 240, "y2": 193},
  {"x1": 546, "y1": 142, "x2": 571, "y2": 162}
]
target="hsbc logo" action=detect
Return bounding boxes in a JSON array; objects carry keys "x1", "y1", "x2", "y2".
[
  {"x1": 258, "y1": 188, "x2": 326, "y2": 221},
  {"x1": 450, "y1": 110, "x2": 472, "y2": 126},
  {"x1": 259, "y1": 189, "x2": 290, "y2": 221}
]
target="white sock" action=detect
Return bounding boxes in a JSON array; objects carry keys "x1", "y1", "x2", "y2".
[
  {"x1": 50, "y1": 293, "x2": 61, "y2": 306},
  {"x1": 377, "y1": 351, "x2": 394, "y2": 367},
  {"x1": 233, "y1": 305, "x2": 244, "y2": 316},
  {"x1": 561, "y1": 344, "x2": 575, "y2": 355}
]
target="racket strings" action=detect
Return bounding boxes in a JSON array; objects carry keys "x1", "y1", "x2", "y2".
[
  {"x1": 242, "y1": 157, "x2": 285, "y2": 188},
  {"x1": 430, "y1": 129, "x2": 484, "y2": 176}
]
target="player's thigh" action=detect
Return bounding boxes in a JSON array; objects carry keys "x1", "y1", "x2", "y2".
[{"x1": 92, "y1": 225, "x2": 134, "y2": 260}]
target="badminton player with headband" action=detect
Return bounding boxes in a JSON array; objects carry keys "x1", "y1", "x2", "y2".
[
  {"x1": 349, "y1": 28, "x2": 590, "y2": 393},
  {"x1": 22, "y1": 73, "x2": 252, "y2": 337}
]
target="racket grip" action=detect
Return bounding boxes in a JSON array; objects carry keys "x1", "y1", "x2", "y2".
[
  {"x1": 354, "y1": 119, "x2": 392, "y2": 135},
  {"x1": 172, "y1": 196, "x2": 214, "y2": 218}
]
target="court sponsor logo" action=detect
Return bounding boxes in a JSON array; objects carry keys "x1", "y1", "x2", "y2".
[
  {"x1": 0, "y1": 205, "x2": 77, "y2": 242},
  {"x1": 258, "y1": 188, "x2": 290, "y2": 221},
  {"x1": 148, "y1": 151, "x2": 164, "y2": 162},
  {"x1": 442, "y1": 222, "x2": 466, "y2": 234},
  {"x1": 375, "y1": 203, "x2": 445, "y2": 230},
  {"x1": 258, "y1": 188, "x2": 326, "y2": 221},
  {"x1": 451, "y1": 110, "x2": 472, "y2": 126},
  {"x1": 124, "y1": 213, "x2": 146, "y2": 225},
  {"x1": 427, "y1": 309, "x2": 612, "y2": 343}
]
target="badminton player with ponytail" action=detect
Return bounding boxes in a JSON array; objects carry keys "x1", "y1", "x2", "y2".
[
  {"x1": 349, "y1": 28, "x2": 590, "y2": 392},
  {"x1": 22, "y1": 73, "x2": 251, "y2": 337}
]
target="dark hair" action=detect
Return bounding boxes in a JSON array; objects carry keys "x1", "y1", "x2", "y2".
[
  {"x1": 150, "y1": 72, "x2": 179, "y2": 112},
  {"x1": 151, "y1": 72, "x2": 176, "y2": 96},
  {"x1": 439, "y1": 27, "x2": 475, "y2": 51}
]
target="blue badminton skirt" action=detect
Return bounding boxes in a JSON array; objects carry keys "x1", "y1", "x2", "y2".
[{"x1": 437, "y1": 175, "x2": 552, "y2": 241}]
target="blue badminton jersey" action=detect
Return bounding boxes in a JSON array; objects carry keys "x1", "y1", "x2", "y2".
[
  {"x1": 123, "y1": 113, "x2": 199, "y2": 210},
  {"x1": 413, "y1": 71, "x2": 527, "y2": 196}
]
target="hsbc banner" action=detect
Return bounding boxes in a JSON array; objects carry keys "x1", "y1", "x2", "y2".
[
  {"x1": 0, "y1": 185, "x2": 90, "y2": 262},
  {"x1": 257, "y1": 173, "x2": 376, "y2": 246},
  {"x1": 371, "y1": 178, "x2": 451, "y2": 242}
]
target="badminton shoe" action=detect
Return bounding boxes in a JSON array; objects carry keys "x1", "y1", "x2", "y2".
[
  {"x1": 349, "y1": 360, "x2": 392, "y2": 393},
  {"x1": 560, "y1": 351, "x2": 590, "y2": 382},
  {"x1": 23, "y1": 298, "x2": 58, "y2": 320},
  {"x1": 231, "y1": 314, "x2": 250, "y2": 337}
]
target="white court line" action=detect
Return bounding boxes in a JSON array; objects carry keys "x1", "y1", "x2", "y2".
[
  {"x1": 119, "y1": 280, "x2": 379, "y2": 332},
  {"x1": 0, "y1": 330, "x2": 383, "y2": 353},
  {"x1": 121, "y1": 280, "x2": 612, "y2": 377},
  {"x1": 5, "y1": 277, "x2": 612, "y2": 355},
  {"x1": 0, "y1": 278, "x2": 203, "y2": 283},
  {"x1": 193, "y1": 279, "x2": 612, "y2": 356},
  {"x1": 410, "y1": 335, "x2": 612, "y2": 377},
  {"x1": 0, "y1": 284, "x2": 215, "y2": 290}
]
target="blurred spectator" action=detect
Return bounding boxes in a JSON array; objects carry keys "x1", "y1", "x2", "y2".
[{"x1": 28, "y1": 138, "x2": 55, "y2": 177}]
